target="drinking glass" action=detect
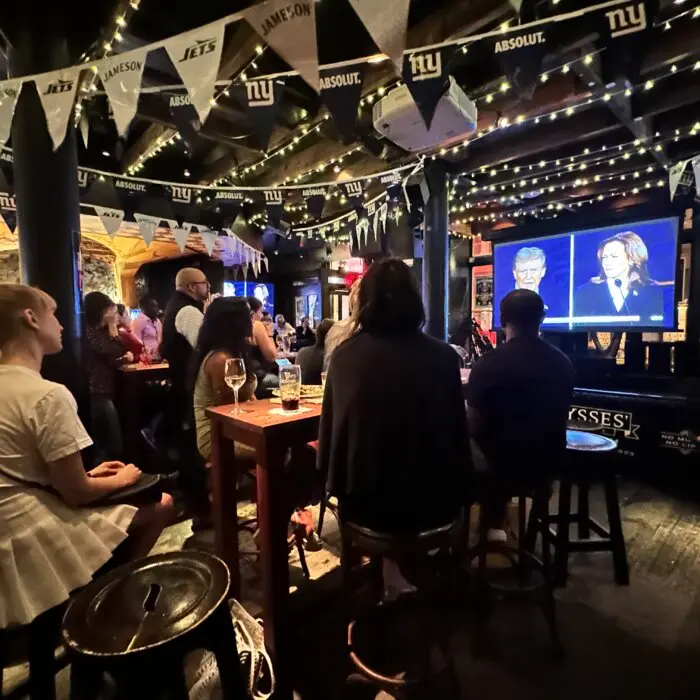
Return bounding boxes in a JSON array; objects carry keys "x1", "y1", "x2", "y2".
[
  {"x1": 279, "y1": 364, "x2": 302, "y2": 412},
  {"x1": 321, "y1": 371, "x2": 328, "y2": 393},
  {"x1": 224, "y1": 358, "x2": 247, "y2": 414}
]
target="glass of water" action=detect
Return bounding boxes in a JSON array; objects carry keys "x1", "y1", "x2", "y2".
[
  {"x1": 279, "y1": 364, "x2": 302, "y2": 411},
  {"x1": 224, "y1": 358, "x2": 247, "y2": 414}
]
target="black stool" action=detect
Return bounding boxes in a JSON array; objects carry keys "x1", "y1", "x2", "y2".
[
  {"x1": 550, "y1": 430, "x2": 629, "y2": 587},
  {"x1": 62, "y1": 551, "x2": 247, "y2": 700},
  {"x1": 0, "y1": 604, "x2": 67, "y2": 700},
  {"x1": 470, "y1": 486, "x2": 562, "y2": 660},
  {"x1": 341, "y1": 518, "x2": 462, "y2": 699}
]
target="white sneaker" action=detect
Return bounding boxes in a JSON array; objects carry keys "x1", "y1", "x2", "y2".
[{"x1": 486, "y1": 528, "x2": 508, "y2": 544}]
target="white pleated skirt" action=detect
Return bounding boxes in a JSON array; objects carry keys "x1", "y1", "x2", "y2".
[{"x1": 0, "y1": 488, "x2": 137, "y2": 628}]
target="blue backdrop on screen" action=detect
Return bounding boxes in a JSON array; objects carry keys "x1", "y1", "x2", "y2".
[
  {"x1": 493, "y1": 217, "x2": 678, "y2": 331},
  {"x1": 493, "y1": 234, "x2": 572, "y2": 329},
  {"x1": 223, "y1": 281, "x2": 275, "y2": 316}
]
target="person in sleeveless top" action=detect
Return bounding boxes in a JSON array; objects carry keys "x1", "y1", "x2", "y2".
[{"x1": 0, "y1": 284, "x2": 173, "y2": 628}]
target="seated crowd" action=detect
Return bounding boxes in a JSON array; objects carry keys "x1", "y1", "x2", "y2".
[{"x1": 0, "y1": 257, "x2": 574, "y2": 631}]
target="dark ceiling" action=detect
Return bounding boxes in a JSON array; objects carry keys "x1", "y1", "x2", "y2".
[{"x1": 0, "y1": 0, "x2": 699, "y2": 254}]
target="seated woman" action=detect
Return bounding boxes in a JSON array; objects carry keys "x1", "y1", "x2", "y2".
[
  {"x1": 297, "y1": 318, "x2": 334, "y2": 385},
  {"x1": 192, "y1": 297, "x2": 258, "y2": 462},
  {"x1": 247, "y1": 296, "x2": 279, "y2": 398},
  {"x1": 318, "y1": 258, "x2": 470, "y2": 534},
  {"x1": 0, "y1": 284, "x2": 173, "y2": 629}
]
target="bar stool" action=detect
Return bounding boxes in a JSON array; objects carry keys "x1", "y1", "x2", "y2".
[
  {"x1": 62, "y1": 551, "x2": 247, "y2": 700},
  {"x1": 341, "y1": 518, "x2": 462, "y2": 698},
  {"x1": 549, "y1": 430, "x2": 629, "y2": 587},
  {"x1": 469, "y1": 485, "x2": 562, "y2": 660}
]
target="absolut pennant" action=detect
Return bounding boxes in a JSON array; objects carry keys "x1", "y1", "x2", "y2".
[
  {"x1": 166, "y1": 90, "x2": 201, "y2": 151},
  {"x1": 490, "y1": 27, "x2": 548, "y2": 99},
  {"x1": 302, "y1": 185, "x2": 328, "y2": 219},
  {"x1": 99, "y1": 48, "x2": 147, "y2": 136},
  {"x1": 236, "y1": 78, "x2": 286, "y2": 152},
  {"x1": 319, "y1": 65, "x2": 366, "y2": 143},
  {"x1": 402, "y1": 45, "x2": 456, "y2": 130},
  {"x1": 165, "y1": 21, "x2": 226, "y2": 125}
]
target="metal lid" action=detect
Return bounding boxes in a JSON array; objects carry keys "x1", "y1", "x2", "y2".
[{"x1": 63, "y1": 551, "x2": 229, "y2": 656}]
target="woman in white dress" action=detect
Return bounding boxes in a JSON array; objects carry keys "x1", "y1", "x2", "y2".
[{"x1": 0, "y1": 284, "x2": 173, "y2": 629}]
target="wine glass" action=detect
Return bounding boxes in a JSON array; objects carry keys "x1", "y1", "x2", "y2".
[{"x1": 224, "y1": 358, "x2": 247, "y2": 414}]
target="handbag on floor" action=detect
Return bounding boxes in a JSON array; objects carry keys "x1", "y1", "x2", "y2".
[{"x1": 189, "y1": 599, "x2": 275, "y2": 700}]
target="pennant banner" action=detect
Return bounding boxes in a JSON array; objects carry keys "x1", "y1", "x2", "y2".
[
  {"x1": 0, "y1": 81, "x2": 22, "y2": 147},
  {"x1": 133, "y1": 212, "x2": 161, "y2": 247},
  {"x1": 165, "y1": 20, "x2": 226, "y2": 125},
  {"x1": 173, "y1": 227, "x2": 190, "y2": 252},
  {"x1": 669, "y1": 160, "x2": 689, "y2": 200},
  {"x1": 79, "y1": 109, "x2": 90, "y2": 148},
  {"x1": 402, "y1": 45, "x2": 456, "y2": 129},
  {"x1": 341, "y1": 180, "x2": 364, "y2": 203},
  {"x1": 491, "y1": 27, "x2": 548, "y2": 99},
  {"x1": 597, "y1": 0, "x2": 659, "y2": 83},
  {"x1": 237, "y1": 78, "x2": 286, "y2": 152},
  {"x1": 692, "y1": 157, "x2": 700, "y2": 197},
  {"x1": 0, "y1": 210, "x2": 16, "y2": 233},
  {"x1": 167, "y1": 91, "x2": 201, "y2": 151},
  {"x1": 348, "y1": 0, "x2": 410, "y2": 72},
  {"x1": 99, "y1": 48, "x2": 147, "y2": 136},
  {"x1": 259, "y1": 189, "x2": 285, "y2": 226},
  {"x1": 301, "y1": 185, "x2": 327, "y2": 219},
  {"x1": 244, "y1": 0, "x2": 319, "y2": 92},
  {"x1": 319, "y1": 64, "x2": 365, "y2": 142},
  {"x1": 35, "y1": 69, "x2": 80, "y2": 150},
  {"x1": 94, "y1": 205, "x2": 124, "y2": 238},
  {"x1": 200, "y1": 231, "x2": 218, "y2": 256}
]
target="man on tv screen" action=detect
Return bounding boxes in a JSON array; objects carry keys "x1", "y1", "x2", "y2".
[
  {"x1": 513, "y1": 247, "x2": 549, "y2": 311},
  {"x1": 575, "y1": 231, "x2": 664, "y2": 324}
]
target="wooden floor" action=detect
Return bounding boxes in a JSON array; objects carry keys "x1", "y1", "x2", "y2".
[{"x1": 7, "y1": 480, "x2": 700, "y2": 699}]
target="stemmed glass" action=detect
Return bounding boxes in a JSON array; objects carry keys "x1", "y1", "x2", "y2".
[{"x1": 224, "y1": 358, "x2": 247, "y2": 414}]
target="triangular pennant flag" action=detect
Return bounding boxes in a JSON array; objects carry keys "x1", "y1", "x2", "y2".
[
  {"x1": 491, "y1": 27, "x2": 548, "y2": 99},
  {"x1": 200, "y1": 231, "x2": 218, "y2": 256},
  {"x1": 693, "y1": 157, "x2": 700, "y2": 195},
  {"x1": 213, "y1": 189, "x2": 246, "y2": 219},
  {"x1": 402, "y1": 45, "x2": 456, "y2": 129},
  {"x1": 173, "y1": 227, "x2": 190, "y2": 252},
  {"x1": 348, "y1": 0, "x2": 410, "y2": 72},
  {"x1": 301, "y1": 185, "x2": 328, "y2": 219},
  {"x1": 319, "y1": 65, "x2": 366, "y2": 143},
  {"x1": 99, "y1": 48, "x2": 148, "y2": 136},
  {"x1": 235, "y1": 78, "x2": 286, "y2": 152},
  {"x1": 165, "y1": 21, "x2": 226, "y2": 125},
  {"x1": 669, "y1": 160, "x2": 689, "y2": 200},
  {"x1": 79, "y1": 108, "x2": 90, "y2": 148},
  {"x1": 0, "y1": 169, "x2": 16, "y2": 212},
  {"x1": 257, "y1": 189, "x2": 285, "y2": 226},
  {"x1": 341, "y1": 180, "x2": 364, "y2": 203},
  {"x1": 35, "y1": 68, "x2": 81, "y2": 150},
  {"x1": 0, "y1": 80, "x2": 22, "y2": 147},
  {"x1": 243, "y1": 0, "x2": 319, "y2": 92},
  {"x1": 597, "y1": 0, "x2": 659, "y2": 84},
  {"x1": 508, "y1": 0, "x2": 523, "y2": 13},
  {"x1": 94, "y1": 205, "x2": 124, "y2": 238},
  {"x1": 166, "y1": 91, "x2": 201, "y2": 151},
  {"x1": 0, "y1": 210, "x2": 16, "y2": 233},
  {"x1": 134, "y1": 212, "x2": 161, "y2": 247}
]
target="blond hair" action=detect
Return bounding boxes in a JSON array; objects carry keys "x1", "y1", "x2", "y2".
[{"x1": 0, "y1": 284, "x2": 55, "y2": 346}]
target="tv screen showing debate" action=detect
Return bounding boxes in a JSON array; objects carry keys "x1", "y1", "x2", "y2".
[{"x1": 492, "y1": 217, "x2": 679, "y2": 331}]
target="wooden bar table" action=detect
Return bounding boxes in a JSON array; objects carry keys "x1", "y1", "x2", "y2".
[{"x1": 206, "y1": 399, "x2": 322, "y2": 700}]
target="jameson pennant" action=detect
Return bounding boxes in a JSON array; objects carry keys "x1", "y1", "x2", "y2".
[
  {"x1": 99, "y1": 48, "x2": 147, "y2": 136},
  {"x1": 319, "y1": 65, "x2": 365, "y2": 143},
  {"x1": 669, "y1": 160, "x2": 689, "y2": 200},
  {"x1": 491, "y1": 27, "x2": 548, "y2": 99},
  {"x1": 165, "y1": 20, "x2": 226, "y2": 125},
  {"x1": 348, "y1": 0, "x2": 410, "y2": 72},
  {"x1": 243, "y1": 0, "x2": 319, "y2": 92},
  {"x1": 402, "y1": 45, "x2": 456, "y2": 129},
  {"x1": 35, "y1": 68, "x2": 80, "y2": 150},
  {"x1": 302, "y1": 185, "x2": 328, "y2": 219},
  {"x1": 236, "y1": 78, "x2": 286, "y2": 152},
  {"x1": 134, "y1": 212, "x2": 161, "y2": 247},
  {"x1": 0, "y1": 80, "x2": 22, "y2": 147},
  {"x1": 173, "y1": 227, "x2": 190, "y2": 252},
  {"x1": 94, "y1": 205, "x2": 124, "y2": 238},
  {"x1": 597, "y1": 0, "x2": 659, "y2": 83}
]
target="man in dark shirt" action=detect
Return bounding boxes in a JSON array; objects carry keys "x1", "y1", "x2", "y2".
[
  {"x1": 297, "y1": 319, "x2": 334, "y2": 385},
  {"x1": 467, "y1": 289, "x2": 574, "y2": 535}
]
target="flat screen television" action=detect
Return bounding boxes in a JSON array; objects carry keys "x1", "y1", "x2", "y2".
[
  {"x1": 492, "y1": 217, "x2": 679, "y2": 331},
  {"x1": 223, "y1": 281, "x2": 275, "y2": 316}
]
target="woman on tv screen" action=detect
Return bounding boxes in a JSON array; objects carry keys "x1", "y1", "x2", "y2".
[{"x1": 575, "y1": 231, "x2": 664, "y2": 324}]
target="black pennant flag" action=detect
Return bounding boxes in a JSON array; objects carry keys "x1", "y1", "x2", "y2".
[
  {"x1": 596, "y1": 0, "x2": 659, "y2": 84},
  {"x1": 301, "y1": 185, "x2": 328, "y2": 219},
  {"x1": 166, "y1": 91, "x2": 201, "y2": 152},
  {"x1": 341, "y1": 180, "x2": 364, "y2": 205},
  {"x1": 402, "y1": 45, "x2": 457, "y2": 129},
  {"x1": 213, "y1": 189, "x2": 247, "y2": 221},
  {"x1": 255, "y1": 189, "x2": 285, "y2": 226},
  {"x1": 235, "y1": 78, "x2": 286, "y2": 152},
  {"x1": 491, "y1": 27, "x2": 548, "y2": 99},
  {"x1": 0, "y1": 168, "x2": 16, "y2": 232},
  {"x1": 319, "y1": 64, "x2": 366, "y2": 143},
  {"x1": 378, "y1": 171, "x2": 404, "y2": 200}
]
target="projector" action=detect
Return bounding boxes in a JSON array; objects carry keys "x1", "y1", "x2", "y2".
[{"x1": 372, "y1": 77, "x2": 478, "y2": 153}]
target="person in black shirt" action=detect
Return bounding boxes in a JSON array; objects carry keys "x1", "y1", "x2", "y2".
[
  {"x1": 295, "y1": 316, "x2": 315, "y2": 349},
  {"x1": 318, "y1": 258, "x2": 469, "y2": 534},
  {"x1": 467, "y1": 289, "x2": 574, "y2": 537},
  {"x1": 297, "y1": 319, "x2": 334, "y2": 385}
]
